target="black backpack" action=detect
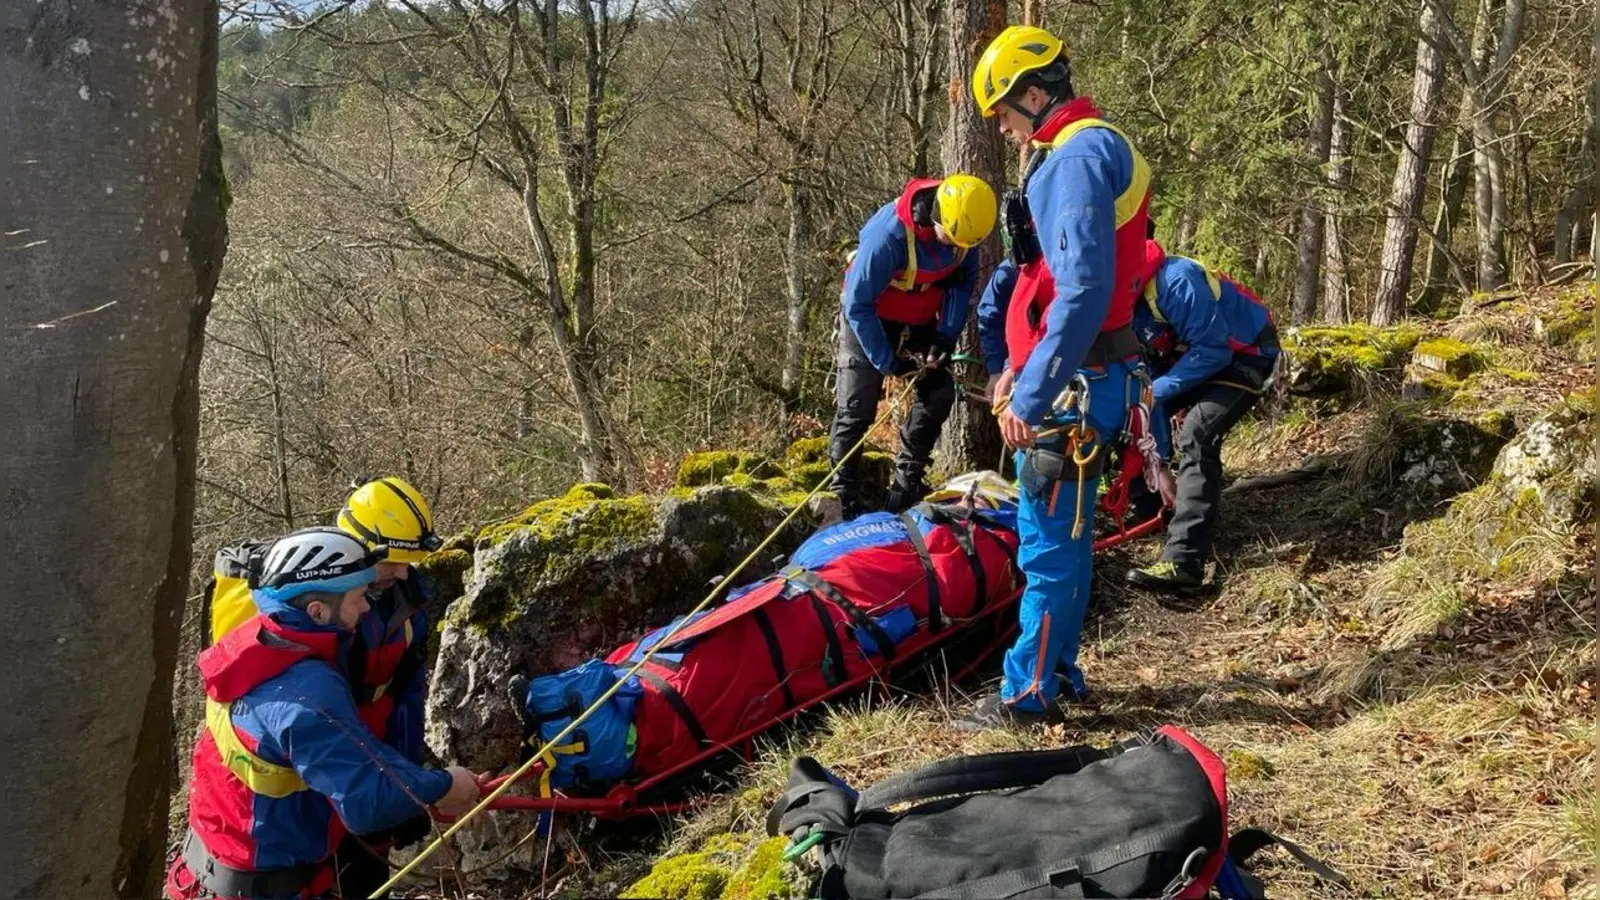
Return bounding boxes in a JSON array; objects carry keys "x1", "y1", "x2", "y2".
[{"x1": 766, "y1": 726, "x2": 1347, "y2": 900}]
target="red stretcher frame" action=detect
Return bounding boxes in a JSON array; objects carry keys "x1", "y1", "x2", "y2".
[{"x1": 479, "y1": 460, "x2": 1168, "y2": 819}]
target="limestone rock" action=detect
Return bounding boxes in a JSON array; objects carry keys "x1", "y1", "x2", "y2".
[
  {"x1": 1284, "y1": 323, "x2": 1422, "y2": 400},
  {"x1": 1491, "y1": 395, "x2": 1597, "y2": 524}
]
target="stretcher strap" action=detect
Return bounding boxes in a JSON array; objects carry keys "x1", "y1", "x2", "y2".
[
  {"x1": 806, "y1": 593, "x2": 849, "y2": 686},
  {"x1": 752, "y1": 607, "x2": 797, "y2": 709},
  {"x1": 633, "y1": 666, "x2": 711, "y2": 748},
  {"x1": 914, "y1": 504, "x2": 988, "y2": 609},
  {"x1": 785, "y1": 568, "x2": 897, "y2": 664},
  {"x1": 897, "y1": 512, "x2": 944, "y2": 633}
]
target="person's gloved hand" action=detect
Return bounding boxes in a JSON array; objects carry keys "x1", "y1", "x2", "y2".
[{"x1": 433, "y1": 766, "x2": 482, "y2": 817}]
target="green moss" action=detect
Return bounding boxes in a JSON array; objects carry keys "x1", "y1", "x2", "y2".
[
  {"x1": 1534, "y1": 286, "x2": 1597, "y2": 351},
  {"x1": 1413, "y1": 337, "x2": 1485, "y2": 379},
  {"x1": 568, "y1": 482, "x2": 616, "y2": 500},
  {"x1": 677, "y1": 452, "x2": 776, "y2": 488},
  {"x1": 467, "y1": 491, "x2": 658, "y2": 627},
  {"x1": 723, "y1": 837, "x2": 805, "y2": 900},
  {"x1": 621, "y1": 852, "x2": 731, "y2": 900},
  {"x1": 782, "y1": 437, "x2": 831, "y2": 471},
  {"x1": 1224, "y1": 749, "x2": 1276, "y2": 780},
  {"x1": 414, "y1": 548, "x2": 472, "y2": 604},
  {"x1": 1286, "y1": 323, "x2": 1423, "y2": 398}
]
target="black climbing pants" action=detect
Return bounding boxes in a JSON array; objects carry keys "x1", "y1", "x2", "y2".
[
  {"x1": 828, "y1": 316, "x2": 955, "y2": 508},
  {"x1": 1159, "y1": 355, "x2": 1277, "y2": 570}
]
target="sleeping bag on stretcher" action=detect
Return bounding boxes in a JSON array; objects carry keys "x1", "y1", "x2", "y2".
[{"x1": 522, "y1": 477, "x2": 1022, "y2": 791}]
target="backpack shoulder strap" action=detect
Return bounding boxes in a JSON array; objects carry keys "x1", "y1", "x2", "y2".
[
  {"x1": 1227, "y1": 828, "x2": 1350, "y2": 889},
  {"x1": 857, "y1": 733, "x2": 1152, "y2": 811}
]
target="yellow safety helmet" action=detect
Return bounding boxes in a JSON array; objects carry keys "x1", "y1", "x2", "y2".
[
  {"x1": 338, "y1": 476, "x2": 441, "y2": 564},
  {"x1": 972, "y1": 25, "x2": 1068, "y2": 118},
  {"x1": 936, "y1": 175, "x2": 999, "y2": 249}
]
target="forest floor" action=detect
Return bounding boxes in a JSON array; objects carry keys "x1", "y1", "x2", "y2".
[{"x1": 377, "y1": 289, "x2": 1600, "y2": 899}]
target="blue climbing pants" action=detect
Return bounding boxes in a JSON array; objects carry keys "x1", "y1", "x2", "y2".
[{"x1": 1001, "y1": 360, "x2": 1140, "y2": 711}]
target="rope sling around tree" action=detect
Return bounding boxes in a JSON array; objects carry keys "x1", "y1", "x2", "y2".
[{"x1": 372, "y1": 373, "x2": 929, "y2": 898}]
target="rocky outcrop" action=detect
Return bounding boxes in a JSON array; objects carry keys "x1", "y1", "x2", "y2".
[
  {"x1": 425, "y1": 483, "x2": 812, "y2": 771},
  {"x1": 1345, "y1": 402, "x2": 1514, "y2": 507},
  {"x1": 1284, "y1": 323, "x2": 1421, "y2": 399},
  {"x1": 1491, "y1": 392, "x2": 1597, "y2": 523}
]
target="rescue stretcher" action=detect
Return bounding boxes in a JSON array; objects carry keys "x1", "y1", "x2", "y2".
[{"x1": 478, "y1": 392, "x2": 1172, "y2": 821}]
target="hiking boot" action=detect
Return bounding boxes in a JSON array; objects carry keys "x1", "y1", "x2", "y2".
[
  {"x1": 885, "y1": 478, "x2": 930, "y2": 514},
  {"x1": 1125, "y1": 560, "x2": 1205, "y2": 595},
  {"x1": 951, "y1": 693, "x2": 1065, "y2": 731}
]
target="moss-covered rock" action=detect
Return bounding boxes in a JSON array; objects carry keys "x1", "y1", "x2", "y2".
[
  {"x1": 781, "y1": 436, "x2": 894, "y2": 502},
  {"x1": 621, "y1": 849, "x2": 733, "y2": 900},
  {"x1": 415, "y1": 547, "x2": 472, "y2": 608},
  {"x1": 1491, "y1": 396, "x2": 1597, "y2": 523},
  {"x1": 1285, "y1": 323, "x2": 1422, "y2": 400},
  {"x1": 677, "y1": 452, "x2": 779, "y2": 489},
  {"x1": 1412, "y1": 337, "x2": 1485, "y2": 379},
  {"x1": 1532, "y1": 285, "x2": 1596, "y2": 360}
]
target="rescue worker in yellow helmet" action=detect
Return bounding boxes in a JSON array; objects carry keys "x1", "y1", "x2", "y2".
[
  {"x1": 959, "y1": 26, "x2": 1157, "y2": 729},
  {"x1": 829, "y1": 174, "x2": 999, "y2": 516},
  {"x1": 332, "y1": 476, "x2": 445, "y2": 899}
]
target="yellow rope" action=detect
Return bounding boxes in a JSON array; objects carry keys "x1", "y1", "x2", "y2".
[{"x1": 371, "y1": 377, "x2": 924, "y2": 898}]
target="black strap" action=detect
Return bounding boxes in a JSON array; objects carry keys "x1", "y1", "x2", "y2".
[
  {"x1": 1082, "y1": 325, "x2": 1145, "y2": 367},
  {"x1": 633, "y1": 666, "x2": 710, "y2": 748},
  {"x1": 805, "y1": 592, "x2": 849, "y2": 687},
  {"x1": 183, "y1": 830, "x2": 321, "y2": 898},
  {"x1": 1229, "y1": 828, "x2": 1351, "y2": 887},
  {"x1": 915, "y1": 504, "x2": 988, "y2": 611},
  {"x1": 914, "y1": 825, "x2": 1201, "y2": 900},
  {"x1": 857, "y1": 734, "x2": 1150, "y2": 811},
  {"x1": 752, "y1": 608, "x2": 796, "y2": 709},
  {"x1": 897, "y1": 513, "x2": 943, "y2": 634},
  {"x1": 786, "y1": 568, "x2": 897, "y2": 664}
]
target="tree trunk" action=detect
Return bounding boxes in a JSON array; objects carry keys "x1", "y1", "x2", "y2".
[
  {"x1": 1322, "y1": 91, "x2": 1351, "y2": 323},
  {"x1": 1292, "y1": 50, "x2": 1336, "y2": 324},
  {"x1": 1421, "y1": 127, "x2": 1475, "y2": 305},
  {"x1": 1, "y1": 2, "x2": 226, "y2": 898},
  {"x1": 935, "y1": 0, "x2": 1007, "y2": 475},
  {"x1": 1557, "y1": 0, "x2": 1600, "y2": 264},
  {"x1": 780, "y1": 175, "x2": 811, "y2": 435},
  {"x1": 1468, "y1": 0, "x2": 1525, "y2": 291},
  {"x1": 1422, "y1": 0, "x2": 1492, "y2": 306},
  {"x1": 1372, "y1": 0, "x2": 1453, "y2": 325}
]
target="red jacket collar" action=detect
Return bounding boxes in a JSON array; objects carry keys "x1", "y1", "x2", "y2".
[
  {"x1": 1029, "y1": 96, "x2": 1106, "y2": 145},
  {"x1": 894, "y1": 177, "x2": 943, "y2": 242},
  {"x1": 198, "y1": 615, "x2": 342, "y2": 703},
  {"x1": 1135, "y1": 239, "x2": 1168, "y2": 293}
]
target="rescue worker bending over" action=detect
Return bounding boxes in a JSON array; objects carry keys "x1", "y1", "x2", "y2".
[
  {"x1": 332, "y1": 476, "x2": 445, "y2": 899},
  {"x1": 168, "y1": 528, "x2": 479, "y2": 900},
  {"x1": 1124, "y1": 235, "x2": 1280, "y2": 594},
  {"x1": 829, "y1": 175, "x2": 997, "y2": 517},
  {"x1": 960, "y1": 25, "x2": 1154, "y2": 728}
]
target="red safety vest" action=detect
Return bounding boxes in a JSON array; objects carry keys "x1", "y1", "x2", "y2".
[
  {"x1": 1004, "y1": 98, "x2": 1153, "y2": 373},
  {"x1": 862, "y1": 178, "x2": 967, "y2": 326}
]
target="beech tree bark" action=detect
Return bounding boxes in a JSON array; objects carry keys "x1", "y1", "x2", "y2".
[
  {"x1": 1372, "y1": 0, "x2": 1453, "y2": 325},
  {"x1": 1, "y1": 2, "x2": 227, "y2": 898},
  {"x1": 1292, "y1": 49, "x2": 1337, "y2": 324},
  {"x1": 934, "y1": 0, "x2": 1007, "y2": 474},
  {"x1": 1322, "y1": 89, "x2": 1352, "y2": 323}
]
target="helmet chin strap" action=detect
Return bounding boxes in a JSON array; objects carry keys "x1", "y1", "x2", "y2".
[{"x1": 1004, "y1": 88, "x2": 1073, "y2": 135}]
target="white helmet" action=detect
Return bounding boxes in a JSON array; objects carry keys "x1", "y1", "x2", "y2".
[{"x1": 255, "y1": 527, "x2": 387, "y2": 605}]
